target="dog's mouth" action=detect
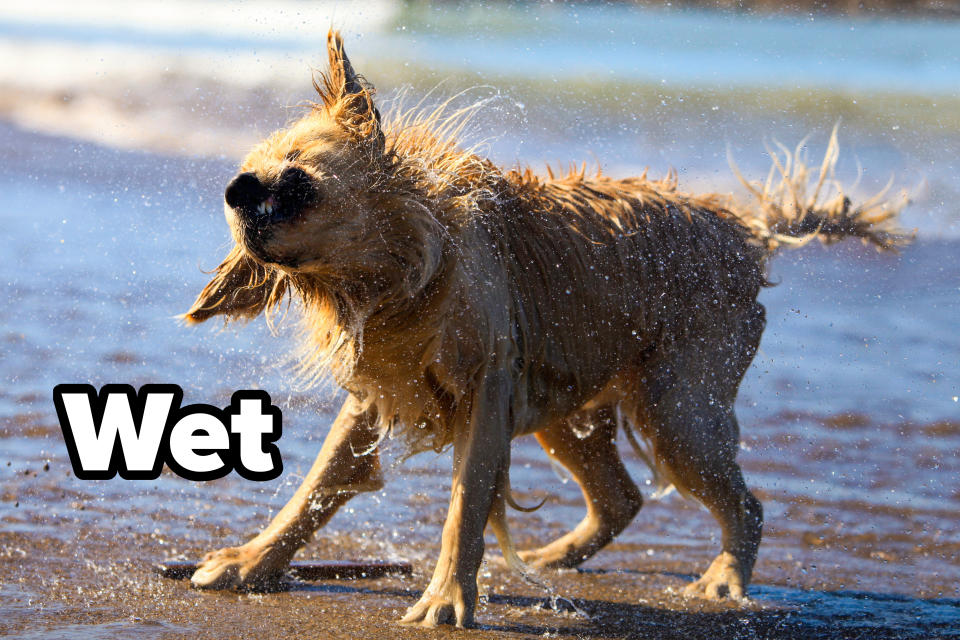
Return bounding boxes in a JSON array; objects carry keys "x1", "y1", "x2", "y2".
[{"x1": 224, "y1": 167, "x2": 319, "y2": 265}]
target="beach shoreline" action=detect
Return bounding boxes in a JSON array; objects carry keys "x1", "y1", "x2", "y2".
[{"x1": 3, "y1": 399, "x2": 958, "y2": 639}]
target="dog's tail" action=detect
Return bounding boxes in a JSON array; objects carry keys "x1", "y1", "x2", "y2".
[
  {"x1": 728, "y1": 125, "x2": 913, "y2": 254},
  {"x1": 615, "y1": 405, "x2": 677, "y2": 500},
  {"x1": 488, "y1": 485, "x2": 549, "y2": 588},
  {"x1": 488, "y1": 470, "x2": 591, "y2": 619}
]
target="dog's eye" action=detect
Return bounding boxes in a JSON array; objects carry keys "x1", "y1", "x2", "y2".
[{"x1": 275, "y1": 167, "x2": 319, "y2": 210}]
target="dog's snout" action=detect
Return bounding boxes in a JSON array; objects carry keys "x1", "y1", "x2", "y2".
[{"x1": 224, "y1": 172, "x2": 269, "y2": 212}]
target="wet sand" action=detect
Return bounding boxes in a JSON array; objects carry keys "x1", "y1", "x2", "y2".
[{"x1": 2, "y1": 410, "x2": 959, "y2": 640}]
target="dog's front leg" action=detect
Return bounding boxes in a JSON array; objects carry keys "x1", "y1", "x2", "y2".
[
  {"x1": 400, "y1": 372, "x2": 510, "y2": 628},
  {"x1": 191, "y1": 395, "x2": 382, "y2": 589}
]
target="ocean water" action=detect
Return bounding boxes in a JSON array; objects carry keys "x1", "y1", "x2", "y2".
[{"x1": 0, "y1": 3, "x2": 958, "y2": 638}]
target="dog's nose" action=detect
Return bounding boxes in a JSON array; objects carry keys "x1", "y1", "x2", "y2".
[{"x1": 224, "y1": 172, "x2": 270, "y2": 212}]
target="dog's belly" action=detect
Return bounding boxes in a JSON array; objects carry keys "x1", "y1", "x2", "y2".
[{"x1": 512, "y1": 333, "x2": 639, "y2": 437}]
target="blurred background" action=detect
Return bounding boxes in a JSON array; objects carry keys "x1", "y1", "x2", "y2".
[
  {"x1": 0, "y1": 0, "x2": 958, "y2": 227},
  {"x1": 1, "y1": 2, "x2": 958, "y2": 638}
]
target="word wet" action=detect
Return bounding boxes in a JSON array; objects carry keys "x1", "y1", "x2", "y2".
[{"x1": 53, "y1": 384, "x2": 283, "y2": 481}]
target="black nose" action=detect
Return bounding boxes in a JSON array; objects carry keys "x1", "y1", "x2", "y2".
[{"x1": 224, "y1": 172, "x2": 269, "y2": 212}]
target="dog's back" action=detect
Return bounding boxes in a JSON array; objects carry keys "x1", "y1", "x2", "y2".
[{"x1": 425, "y1": 166, "x2": 767, "y2": 434}]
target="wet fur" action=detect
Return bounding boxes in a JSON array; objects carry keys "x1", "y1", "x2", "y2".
[{"x1": 184, "y1": 31, "x2": 908, "y2": 627}]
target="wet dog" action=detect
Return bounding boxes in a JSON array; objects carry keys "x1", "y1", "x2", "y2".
[{"x1": 183, "y1": 31, "x2": 906, "y2": 627}]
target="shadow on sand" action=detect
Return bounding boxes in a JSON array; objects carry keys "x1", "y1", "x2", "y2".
[{"x1": 276, "y1": 572, "x2": 959, "y2": 639}]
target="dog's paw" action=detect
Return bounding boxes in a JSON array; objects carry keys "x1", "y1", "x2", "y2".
[
  {"x1": 399, "y1": 585, "x2": 474, "y2": 628},
  {"x1": 190, "y1": 544, "x2": 287, "y2": 590},
  {"x1": 683, "y1": 551, "x2": 747, "y2": 601}
]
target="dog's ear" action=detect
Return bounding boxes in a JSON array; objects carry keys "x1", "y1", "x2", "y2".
[
  {"x1": 315, "y1": 29, "x2": 384, "y2": 151},
  {"x1": 182, "y1": 245, "x2": 287, "y2": 325}
]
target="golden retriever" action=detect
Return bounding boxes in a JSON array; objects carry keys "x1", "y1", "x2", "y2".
[{"x1": 182, "y1": 31, "x2": 906, "y2": 628}]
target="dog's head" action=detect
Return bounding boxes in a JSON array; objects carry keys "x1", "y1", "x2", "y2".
[
  {"x1": 223, "y1": 31, "x2": 386, "y2": 272},
  {"x1": 184, "y1": 31, "x2": 427, "y2": 326}
]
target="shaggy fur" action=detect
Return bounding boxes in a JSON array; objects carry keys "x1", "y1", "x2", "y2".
[{"x1": 183, "y1": 31, "x2": 908, "y2": 628}]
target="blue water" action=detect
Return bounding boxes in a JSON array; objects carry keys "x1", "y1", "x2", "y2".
[
  {"x1": 400, "y1": 5, "x2": 960, "y2": 95},
  {"x1": 1, "y1": 5, "x2": 958, "y2": 94}
]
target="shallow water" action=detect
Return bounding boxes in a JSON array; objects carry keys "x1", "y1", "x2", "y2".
[
  {"x1": 1, "y1": 3, "x2": 959, "y2": 638},
  {"x1": 4, "y1": 0, "x2": 960, "y2": 92},
  {"x1": 1, "y1": 1, "x2": 959, "y2": 227}
]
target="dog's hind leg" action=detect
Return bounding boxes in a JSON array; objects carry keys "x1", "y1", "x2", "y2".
[
  {"x1": 519, "y1": 405, "x2": 643, "y2": 569},
  {"x1": 191, "y1": 395, "x2": 382, "y2": 589},
  {"x1": 640, "y1": 306, "x2": 765, "y2": 600}
]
